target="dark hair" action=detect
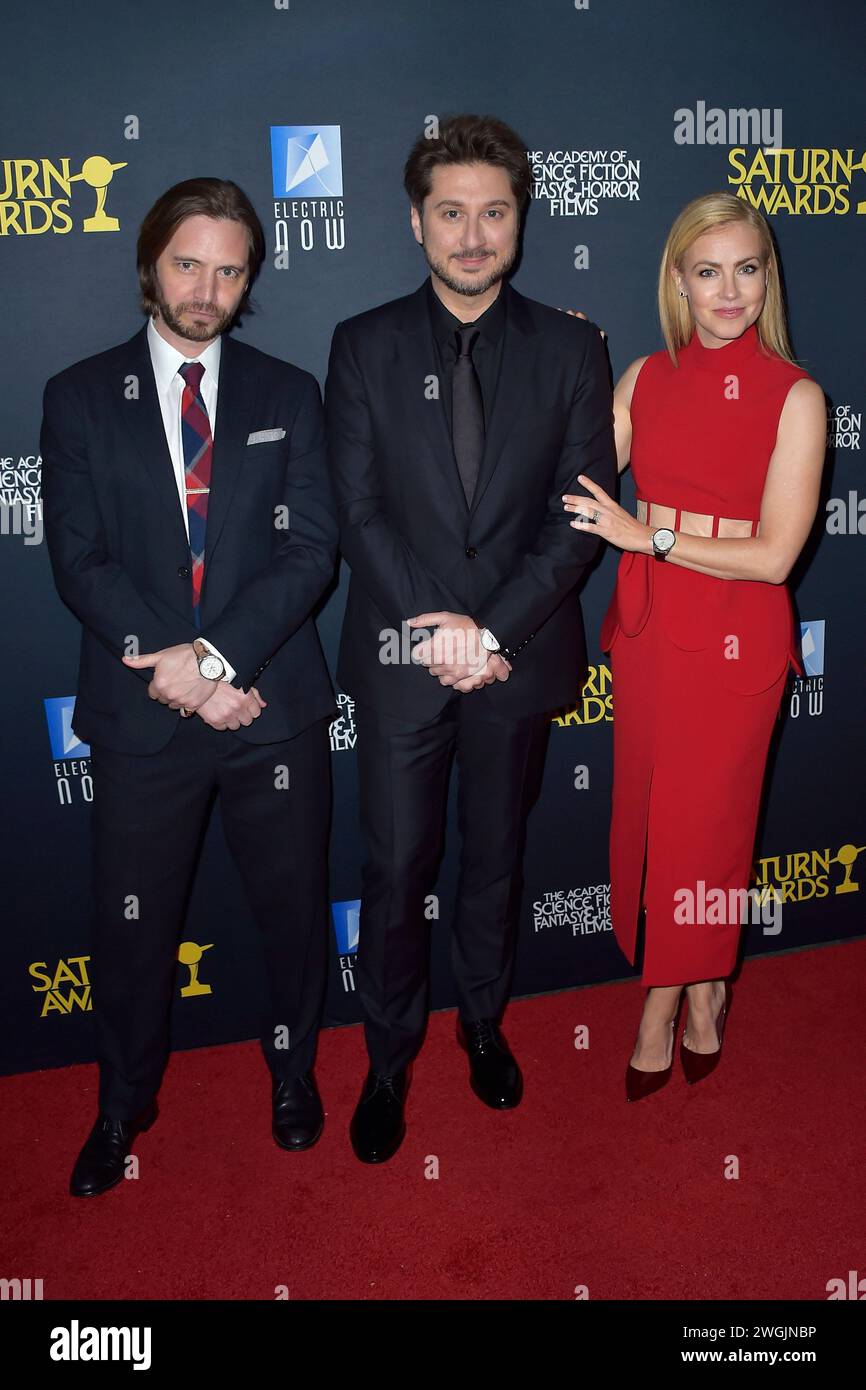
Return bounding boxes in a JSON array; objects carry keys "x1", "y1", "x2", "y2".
[
  {"x1": 137, "y1": 177, "x2": 266, "y2": 317},
  {"x1": 403, "y1": 114, "x2": 531, "y2": 217}
]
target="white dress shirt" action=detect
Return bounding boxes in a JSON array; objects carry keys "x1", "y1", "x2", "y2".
[{"x1": 146, "y1": 317, "x2": 236, "y2": 683}]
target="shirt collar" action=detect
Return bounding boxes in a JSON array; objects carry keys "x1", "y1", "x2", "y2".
[
  {"x1": 147, "y1": 316, "x2": 222, "y2": 393},
  {"x1": 426, "y1": 276, "x2": 508, "y2": 351}
]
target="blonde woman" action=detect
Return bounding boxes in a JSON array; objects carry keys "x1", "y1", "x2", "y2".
[{"x1": 563, "y1": 193, "x2": 826, "y2": 1099}]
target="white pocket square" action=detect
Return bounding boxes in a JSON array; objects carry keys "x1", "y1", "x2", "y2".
[{"x1": 247, "y1": 428, "x2": 286, "y2": 444}]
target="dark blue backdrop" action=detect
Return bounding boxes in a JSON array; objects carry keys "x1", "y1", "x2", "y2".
[{"x1": 2, "y1": 0, "x2": 863, "y2": 1075}]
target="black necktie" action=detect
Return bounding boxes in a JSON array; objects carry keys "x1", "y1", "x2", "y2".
[{"x1": 451, "y1": 326, "x2": 484, "y2": 506}]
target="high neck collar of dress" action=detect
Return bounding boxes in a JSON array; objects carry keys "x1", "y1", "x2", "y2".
[{"x1": 680, "y1": 320, "x2": 762, "y2": 371}]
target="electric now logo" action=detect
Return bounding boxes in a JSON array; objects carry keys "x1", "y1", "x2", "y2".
[{"x1": 49, "y1": 1320, "x2": 152, "y2": 1370}]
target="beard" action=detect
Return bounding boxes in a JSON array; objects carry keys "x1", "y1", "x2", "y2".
[
  {"x1": 421, "y1": 239, "x2": 517, "y2": 298},
  {"x1": 155, "y1": 291, "x2": 237, "y2": 342}
]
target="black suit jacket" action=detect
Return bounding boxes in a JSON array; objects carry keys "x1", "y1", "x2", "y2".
[
  {"x1": 324, "y1": 279, "x2": 617, "y2": 720},
  {"x1": 41, "y1": 325, "x2": 339, "y2": 754}
]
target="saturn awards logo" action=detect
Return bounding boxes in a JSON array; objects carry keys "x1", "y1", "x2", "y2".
[
  {"x1": 728, "y1": 146, "x2": 866, "y2": 216},
  {"x1": 270, "y1": 126, "x2": 346, "y2": 269},
  {"x1": 29, "y1": 955, "x2": 92, "y2": 1016},
  {"x1": 27, "y1": 943, "x2": 215, "y2": 1018},
  {"x1": 0, "y1": 154, "x2": 126, "y2": 235},
  {"x1": 551, "y1": 662, "x2": 613, "y2": 726},
  {"x1": 751, "y1": 840, "x2": 864, "y2": 909}
]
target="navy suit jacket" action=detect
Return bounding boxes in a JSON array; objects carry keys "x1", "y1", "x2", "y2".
[{"x1": 41, "y1": 325, "x2": 339, "y2": 754}]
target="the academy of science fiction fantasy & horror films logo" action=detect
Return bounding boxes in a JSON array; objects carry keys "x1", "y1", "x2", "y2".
[{"x1": 529, "y1": 147, "x2": 641, "y2": 216}]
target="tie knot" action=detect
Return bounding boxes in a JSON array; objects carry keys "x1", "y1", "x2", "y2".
[
  {"x1": 455, "y1": 326, "x2": 480, "y2": 359},
  {"x1": 178, "y1": 361, "x2": 205, "y2": 393}
]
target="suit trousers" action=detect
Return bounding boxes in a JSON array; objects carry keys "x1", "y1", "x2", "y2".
[
  {"x1": 88, "y1": 711, "x2": 332, "y2": 1119},
  {"x1": 354, "y1": 693, "x2": 551, "y2": 1074}
]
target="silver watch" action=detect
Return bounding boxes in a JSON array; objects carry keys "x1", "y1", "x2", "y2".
[
  {"x1": 651, "y1": 527, "x2": 676, "y2": 560},
  {"x1": 194, "y1": 639, "x2": 225, "y2": 681},
  {"x1": 478, "y1": 627, "x2": 501, "y2": 652}
]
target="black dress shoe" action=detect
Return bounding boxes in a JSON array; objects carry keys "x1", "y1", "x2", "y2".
[
  {"x1": 349, "y1": 1070, "x2": 408, "y2": 1164},
  {"x1": 272, "y1": 1073, "x2": 324, "y2": 1151},
  {"x1": 457, "y1": 1017, "x2": 523, "y2": 1109},
  {"x1": 69, "y1": 1100, "x2": 158, "y2": 1198}
]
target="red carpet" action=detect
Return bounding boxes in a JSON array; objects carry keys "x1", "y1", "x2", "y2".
[{"x1": 2, "y1": 940, "x2": 864, "y2": 1301}]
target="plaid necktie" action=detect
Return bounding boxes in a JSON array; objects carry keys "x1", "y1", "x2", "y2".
[{"x1": 178, "y1": 361, "x2": 212, "y2": 627}]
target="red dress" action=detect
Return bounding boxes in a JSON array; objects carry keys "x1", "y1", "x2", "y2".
[{"x1": 600, "y1": 323, "x2": 809, "y2": 985}]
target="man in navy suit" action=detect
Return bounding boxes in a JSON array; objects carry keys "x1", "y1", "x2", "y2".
[
  {"x1": 41, "y1": 178, "x2": 339, "y2": 1196},
  {"x1": 325, "y1": 116, "x2": 616, "y2": 1163}
]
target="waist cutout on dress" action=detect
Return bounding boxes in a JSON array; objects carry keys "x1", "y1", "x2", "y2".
[
  {"x1": 599, "y1": 510, "x2": 803, "y2": 694},
  {"x1": 636, "y1": 497, "x2": 759, "y2": 539}
]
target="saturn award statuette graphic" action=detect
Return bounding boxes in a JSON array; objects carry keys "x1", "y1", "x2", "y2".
[{"x1": 68, "y1": 154, "x2": 127, "y2": 231}]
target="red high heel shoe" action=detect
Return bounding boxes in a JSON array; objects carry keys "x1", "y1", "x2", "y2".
[
  {"x1": 625, "y1": 1019, "x2": 676, "y2": 1102},
  {"x1": 680, "y1": 982, "x2": 730, "y2": 1085}
]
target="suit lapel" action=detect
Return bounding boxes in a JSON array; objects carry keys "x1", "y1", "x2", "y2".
[
  {"x1": 202, "y1": 333, "x2": 258, "y2": 571},
  {"x1": 120, "y1": 327, "x2": 188, "y2": 546},
  {"x1": 396, "y1": 284, "x2": 471, "y2": 513},
  {"x1": 396, "y1": 280, "x2": 538, "y2": 517}
]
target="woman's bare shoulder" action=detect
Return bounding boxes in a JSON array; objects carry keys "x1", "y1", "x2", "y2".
[{"x1": 614, "y1": 355, "x2": 653, "y2": 408}]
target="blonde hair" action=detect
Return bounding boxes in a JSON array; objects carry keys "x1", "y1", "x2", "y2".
[{"x1": 657, "y1": 191, "x2": 795, "y2": 366}]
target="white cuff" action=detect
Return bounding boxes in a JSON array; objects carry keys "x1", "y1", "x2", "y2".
[{"x1": 197, "y1": 638, "x2": 236, "y2": 684}]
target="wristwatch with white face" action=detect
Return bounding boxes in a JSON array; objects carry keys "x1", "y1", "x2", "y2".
[
  {"x1": 651, "y1": 527, "x2": 676, "y2": 560},
  {"x1": 193, "y1": 639, "x2": 225, "y2": 681},
  {"x1": 478, "y1": 627, "x2": 501, "y2": 652}
]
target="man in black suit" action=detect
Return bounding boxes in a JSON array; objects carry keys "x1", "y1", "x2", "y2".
[
  {"x1": 41, "y1": 178, "x2": 339, "y2": 1196},
  {"x1": 325, "y1": 115, "x2": 616, "y2": 1162}
]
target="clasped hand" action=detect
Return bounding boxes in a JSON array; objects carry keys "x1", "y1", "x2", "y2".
[
  {"x1": 122, "y1": 644, "x2": 266, "y2": 729},
  {"x1": 562, "y1": 475, "x2": 653, "y2": 553},
  {"x1": 405, "y1": 612, "x2": 512, "y2": 692}
]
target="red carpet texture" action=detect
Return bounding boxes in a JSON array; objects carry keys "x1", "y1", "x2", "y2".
[{"x1": 2, "y1": 940, "x2": 863, "y2": 1301}]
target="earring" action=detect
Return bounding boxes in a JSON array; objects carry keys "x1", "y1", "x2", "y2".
[{"x1": 678, "y1": 289, "x2": 687, "y2": 298}]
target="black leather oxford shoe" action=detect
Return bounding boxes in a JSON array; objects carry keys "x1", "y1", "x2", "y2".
[
  {"x1": 272, "y1": 1074, "x2": 324, "y2": 1151},
  {"x1": 349, "y1": 1069, "x2": 408, "y2": 1164},
  {"x1": 457, "y1": 1017, "x2": 523, "y2": 1109},
  {"x1": 69, "y1": 1100, "x2": 158, "y2": 1198}
]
